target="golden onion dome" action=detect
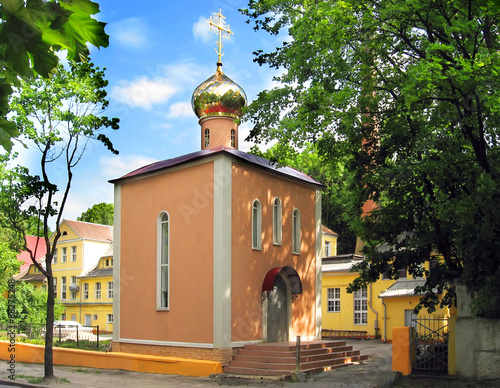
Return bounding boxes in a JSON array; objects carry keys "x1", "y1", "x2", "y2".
[{"x1": 191, "y1": 64, "x2": 247, "y2": 120}]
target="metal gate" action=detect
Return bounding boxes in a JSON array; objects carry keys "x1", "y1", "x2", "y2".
[{"x1": 412, "y1": 315, "x2": 449, "y2": 374}]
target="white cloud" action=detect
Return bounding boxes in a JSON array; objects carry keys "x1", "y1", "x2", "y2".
[
  {"x1": 108, "y1": 18, "x2": 149, "y2": 49},
  {"x1": 111, "y1": 77, "x2": 177, "y2": 110},
  {"x1": 111, "y1": 62, "x2": 209, "y2": 111},
  {"x1": 166, "y1": 101, "x2": 193, "y2": 119},
  {"x1": 193, "y1": 16, "x2": 212, "y2": 43},
  {"x1": 100, "y1": 154, "x2": 158, "y2": 180}
]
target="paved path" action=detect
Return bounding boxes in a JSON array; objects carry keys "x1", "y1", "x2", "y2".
[{"x1": 0, "y1": 339, "x2": 393, "y2": 388}]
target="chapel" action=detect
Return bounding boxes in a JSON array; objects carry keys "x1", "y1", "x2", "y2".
[{"x1": 110, "y1": 11, "x2": 323, "y2": 364}]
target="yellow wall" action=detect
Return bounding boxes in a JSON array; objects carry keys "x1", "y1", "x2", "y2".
[
  {"x1": 49, "y1": 221, "x2": 113, "y2": 331},
  {"x1": 322, "y1": 270, "x2": 450, "y2": 341},
  {"x1": 322, "y1": 233, "x2": 337, "y2": 257}
]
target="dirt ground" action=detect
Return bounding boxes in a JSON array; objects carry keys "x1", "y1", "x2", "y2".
[{"x1": 395, "y1": 374, "x2": 500, "y2": 388}]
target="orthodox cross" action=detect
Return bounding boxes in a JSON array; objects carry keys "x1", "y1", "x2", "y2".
[{"x1": 208, "y1": 9, "x2": 233, "y2": 65}]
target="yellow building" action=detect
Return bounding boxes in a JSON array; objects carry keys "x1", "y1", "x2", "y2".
[
  {"x1": 17, "y1": 220, "x2": 114, "y2": 333},
  {"x1": 321, "y1": 252, "x2": 450, "y2": 341},
  {"x1": 14, "y1": 257, "x2": 47, "y2": 289}
]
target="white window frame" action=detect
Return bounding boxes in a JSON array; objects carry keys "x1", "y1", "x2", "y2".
[
  {"x1": 107, "y1": 281, "x2": 113, "y2": 299},
  {"x1": 325, "y1": 241, "x2": 331, "y2": 257},
  {"x1": 53, "y1": 277, "x2": 57, "y2": 298},
  {"x1": 83, "y1": 283, "x2": 89, "y2": 299},
  {"x1": 95, "y1": 282, "x2": 101, "y2": 299},
  {"x1": 61, "y1": 247, "x2": 67, "y2": 263},
  {"x1": 70, "y1": 276, "x2": 77, "y2": 299},
  {"x1": 52, "y1": 249, "x2": 57, "y2": 264},
  {"x1": 292, "y1": 208, "x2": 301, "y2": 254},
  {"x1": 252, "y1": 199, "x2": 262, "y2": 250},
  {"x1": 71, "y1": 246, "x2": 77, "y2": 262},
  {"x1": 204, "y1": 128, "x2": 210, "y2": 148},
  {"x1": 354, "y1": 287, "x2": 368, "y2": 325},
  {"x1": 230, "y1": 129, "x2": 236, "y2": 147},
  {"x1": 157, "y1": 211, "x2": 170, "y2": 310},
  {"x1": 61, "y1": 276, "x2": 67, "y2": 299},
  {"x1": 272, "y1": 197, "x2": 282, "y2": 246},
  {"x1": 327, "y1": 287, "x2": 341, "y2": 312},
  {"x1": 107, "y1": 314, "x2": 113, "y2": 324}
]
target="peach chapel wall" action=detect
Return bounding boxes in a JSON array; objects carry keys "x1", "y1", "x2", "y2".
[
  {"x1": 231, "y1": 163, "x2": 318, "y2": 342},
  {"x1": 119, "y1": 161, "x2": 214, "y2": 344}
]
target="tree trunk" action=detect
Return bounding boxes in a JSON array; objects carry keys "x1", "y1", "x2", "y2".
[{"x1": 44, "y1": 274, "x2": 54, "y2": 378}]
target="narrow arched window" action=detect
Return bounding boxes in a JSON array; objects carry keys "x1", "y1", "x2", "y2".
[
  {"x1": 204, "y1": 128, "x2": 210, "y2": 148},
  {"x1": 273, "y1": 197, "x2": 282, "y2": 245},
  {"x1": 231, "y1": 129, "x2": 236, "y2": 147},
  {"x1": 252, "y1": 200, "x2": 262, "y2": 250},
  {"x1": 292, "y1": 208, "x2": 301, "y2": 254},
  {"x1": 157, "y1": 212, "x2": 170, "y2": 309}
]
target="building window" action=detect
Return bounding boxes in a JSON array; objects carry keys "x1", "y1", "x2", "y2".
[
  {"x1": 327, "y1": 288, "x2": 341, "y2": 312},
  {"x1": 83, "y1": 283, "x2": 89, "y2": 299},
  {"x1": 231, "y1": 129, "x2": 236, "y2": 147},
  {"x1": 204, "y1": 128, "x2": 210, "y2": 147},
  {"x1": 61, "y1": 276, "x2": 67, "y2": 299},
  {"x1": 107, "y1": 314, "x2": 113, "y2": 324},
  {"x1": 325, "y1": 241, "x2": 331, "y2": 257},
  {"x1": 93, "y1": 314, "x2": 98, "y2": 320},
  {"x1": 252, "y1": 200, "x2": 262, "y2": 250},
  {"x1": 354, "y1": 287, "x2": 368, "y2": 325},
  {"x1": 61, "y1": 247, "x2": 67, "y2": 263},
  {"x1": 382, "y1": 266, "x2": 408, "y2": 280},
  {"x1": 95, "y1": 282, "x2": 101, "y2": 299},
  {"x1": 52, "y1": 249, "x2": 57, "y2": 264},
  {"x1": 53, "y1": 277, "x2": 57, "y2": 298},
  {"x1": 61, "y1": 313, "x2": 66, "y2": 321},
  {"x1": 272, "y1": 197, "x2": 282, "y2": 245},
  {"x1": 70, "y1": 276, "x2": 77, "y2": 299},
  {"x1": 292, "y1": 208, "x2": 301, "y2": 254},
  {"x1": 71, "y1": 246, "x2": 77, "y2": 262},
  {"x1": 107, "y1": 281, "x2": 113, "y2": 299},
  {"x1": 157, "y1": 212, "x2": 170, "y2": 310}
]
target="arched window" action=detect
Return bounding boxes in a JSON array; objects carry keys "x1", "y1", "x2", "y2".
[
  {"x1": 252, "y1": 200, "x2": 262, "y2": 250},
  {"x1": 204, "y1": 128, "x2": 210, "y2": 148},
  {"x1": 231, "y1": 129, "x2": 236, "y2": 147},
  {"x1": 292, "y1": 208, "x2": 301, "y2": 254},
  {"x1": 157, "y1": 212, "x2": 170, "y2": 309},
  {"x1": 273, "y1": 197, "x2": 282, "y2": 245}
]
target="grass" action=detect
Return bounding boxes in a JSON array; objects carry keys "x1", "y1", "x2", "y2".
[
  {"x1": 75, "y1": 368, "x2": 102, "y2": 374},
  {"x1": 0, "y1": 335, "x2": 111, "y2": 352}
]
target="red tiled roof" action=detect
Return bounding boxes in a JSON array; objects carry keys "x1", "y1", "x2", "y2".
[
  {"x1": 64, "y1": 220, "x2": 112, "y2": 242},
  {"x1": 322, "y1": 224, "x2": 338, "y2": 236},
  {"x1": 17, "y1": 236, "x2": 47, "y2": 272}
]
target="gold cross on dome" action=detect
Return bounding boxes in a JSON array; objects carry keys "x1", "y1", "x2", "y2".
[{"x1": 208, "y1": 9, "x2": 233, "y2": 64}]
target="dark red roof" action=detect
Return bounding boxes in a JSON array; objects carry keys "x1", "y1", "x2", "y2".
[
  {"x1": 109, "y1": 146, "x2": 323, "y2": 188},
  {"x1": 17, "y1": 236, "x2": 47, "y2": 271}
]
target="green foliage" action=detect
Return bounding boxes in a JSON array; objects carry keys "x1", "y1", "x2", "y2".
[
  {"x1": 0, "y1": 281, "x2": 65, "y2": 324},
  {"x1": 250, "y1": 143, "x2": 357, "y2": 253},
  {"x1": 242, "y1": 0, "x2": 500, "y2": 315},
  {"x1": 77, "y1": 202, "x2": 113, "y2": 225},
  {"x1": 0, "y1": 0, "x2": 109, "y2": 151}
]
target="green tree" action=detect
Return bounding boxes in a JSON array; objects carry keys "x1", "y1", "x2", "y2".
[
  {"x1": 241, "y1": 0, "x2": 500, "y2": 315},
  {"x1": 0, "y1": 59, "x2": 118, "y2": 378},
  {"x1": 251, "y1": 143, "x2": 357, "y2": 253},
  {"x1": 77, "y1": 202, "x2": 113, "y2": 225},
  {"x1": 0, "y1": 281, "x2": 65, "y2": 324},
  {"x1": 0, "y1": 0, "x2": 109, "y2": 152}
]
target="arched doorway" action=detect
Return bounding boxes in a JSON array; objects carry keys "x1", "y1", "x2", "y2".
[{"x1": 262, "y1": 266, "x2": 302, "y2": 342}]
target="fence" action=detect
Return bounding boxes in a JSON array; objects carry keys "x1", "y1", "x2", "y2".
[
  {"x1": 411, "y1": 315, "x2": 449, "y2": 374},
  {"x1": 0, "y1": 322, "x2": 101, "y2": 349}
]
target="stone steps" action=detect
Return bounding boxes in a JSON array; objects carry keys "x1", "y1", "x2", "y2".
[{"x1": 224, "y1": 340, "x2": 368, "y2": 377}]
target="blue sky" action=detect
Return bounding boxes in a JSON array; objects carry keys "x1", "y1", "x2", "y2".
[{"x1": 15, "y1": 1, "x2": 283, "y2": 223}]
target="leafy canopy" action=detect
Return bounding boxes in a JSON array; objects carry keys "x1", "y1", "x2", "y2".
[
  {"x1": 0, "y1": 0, "x2": 109, "y2": 151},
  {"x1": 78, "y1": 202, "x2": 113, "y2": 225},
  {"x1": 241, "y1": 0, "x2": 500, "y2": 315}
]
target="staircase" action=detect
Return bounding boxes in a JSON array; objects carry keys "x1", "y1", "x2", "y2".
[{"x1": 224, "y1": 340, "x2": 368, "y2": 377}]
